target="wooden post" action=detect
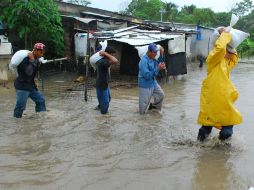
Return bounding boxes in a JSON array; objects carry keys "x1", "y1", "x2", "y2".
[{"x1": 84, "y1": 30, "x2": 90, "y2": 101}]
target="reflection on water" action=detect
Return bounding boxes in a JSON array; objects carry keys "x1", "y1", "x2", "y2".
[
  {"x1": 193, "y1": 148, "x2": 233, "y2": 190},
  {"x1": 192, "y1": 139, "x2": 248, "y2": 190},
  {"x1": 0, "y1": 63, "x2": 254, "y2": 189}
]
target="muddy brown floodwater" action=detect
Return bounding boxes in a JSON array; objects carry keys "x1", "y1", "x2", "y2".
[{"x1": 0, "y1": 63, "x2": 254, "y2": 190}]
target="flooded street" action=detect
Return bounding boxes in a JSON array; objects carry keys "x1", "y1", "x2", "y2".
[{"x1": 1, "y1": 63, "x2": 254, "y2": 190}]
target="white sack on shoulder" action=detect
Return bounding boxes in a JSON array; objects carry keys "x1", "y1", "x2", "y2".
[
  {"x1": 230, "y1": 14, "x2": 239, "y2": 27},
  {"x1": 9, "y1": 50, "x2": 30, "y2": 71},
  {"x1": 89, "y1": 40, "x2": 107, "y2": 70},
  {"x1": 135, "y1": 44, "x2": 161, "y2": 60},
  {"x1": 228, "y1": 14, "x2": 249, "y2": 49},
  {"x1": 89, "y1": 52, "x2": 103, "y2": 70},
  {"x1": 228, "y1": 28, "x2": 249, "y2": 49},
  {"x1": 210, "y1": 14, "x2": 249, "y2": 51}
]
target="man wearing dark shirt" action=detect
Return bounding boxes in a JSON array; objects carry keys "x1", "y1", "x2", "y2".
[
  {"x1": 13, "y1": 43, "x2": 46, "y2": 118},
  {"x1": 95, "y1": 46, "x2": 118, "y2": 114}
]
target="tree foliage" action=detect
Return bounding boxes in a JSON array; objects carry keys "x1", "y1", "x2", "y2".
[
  {"x1": 231, "y1": 0, "x2": 253, "y2": 17},
  {"x1": 181, "y1": 5, "x2": 196, "y2": 15},
  {"x1": 238, "y1": 38, "x2": 254, "y2": 57},
  {"x1": 124, "y1": 0, "x2": 162, "y2": 20},
  {"x1": 163, "y1": 2, "x2": 178, "y2": 21},
  {"x1": 214, "y1": 12, "x2": 231, "y2": 27},
  {"x1": 0, "y1": 0, "x2": 64, "y2": 57}
]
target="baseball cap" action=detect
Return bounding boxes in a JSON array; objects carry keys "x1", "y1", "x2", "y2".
[
  {"x1": 34, "y1": 42, "x2": 45, "y2": 50},
  {"x1": 148, "y1": 43, "x2": 158, "y2": 53}
]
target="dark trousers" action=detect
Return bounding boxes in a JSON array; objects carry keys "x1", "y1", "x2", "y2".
[
  {"x1": 96, "y1": 87, "x2": 111, "y2": 114},
  {"x1": 14, "y1": 89, "x2": 46, "y2": 118},
  {"x1": 197, "y1": 125, "x2": 233, "y2": 141}
]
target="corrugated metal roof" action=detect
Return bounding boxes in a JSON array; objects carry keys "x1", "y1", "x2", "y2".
[
  {"x1": 93, "y1": 26, "x2": 138, "y2": 36},
  {"x1": 74, "y1": 17, "x2": 98, "y2": 24},
  {"x1": 93, "y1": 26, "x2": 180, "y2": 38},
  {"x1": 91, "y1": 26, "x2": 182, "y2": 46},
  {"x1": 111, "y1": 26, "x2": 138, "y2": 34},
  {"x1": 133, "y1": 29, "x2": 161, "y2": 33},
  {"x1": 109, "y1": 34, "x2": 181, "y2": 46},
  {"x1": 110, "y1": 38, "x2": 161, "y2": 46},
  {"x1": 82, "y1": 11, "x2": 118, "y2": 19},
  {"x1": 114, "y1": 31, "x2": 136, "y2": 37},
  {"x1": 61, "y1": 15, "x2": 102, "y2": 24}
]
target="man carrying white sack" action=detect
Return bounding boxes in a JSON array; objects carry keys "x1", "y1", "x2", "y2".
[
  {"x1": 138, "y1": 43, "x2": 166, "y2": 114},
  {"x1": 197, "y1": 27, "x2": 243, "y2": 141},
  {"x1": 95, "y1": 46, "x2": 118, "y2": 114},
  {"x1": 13, "y1": 43, "x2": 46, "y2": 118}
]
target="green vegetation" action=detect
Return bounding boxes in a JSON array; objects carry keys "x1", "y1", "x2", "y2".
[
  {"x1": 122, "y1": 0, "x2": 254, "y2": 57},
  {"x1": 0, "y1": 0, "x2": 64, "y2": 57}
]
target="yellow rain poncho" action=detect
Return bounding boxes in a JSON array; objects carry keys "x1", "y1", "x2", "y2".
[{"x1": 197, "y1": 32, "x2": 242, "y2": 129}]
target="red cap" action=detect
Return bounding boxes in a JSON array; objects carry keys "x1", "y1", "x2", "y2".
[{"x1": 34, "y1": 43, "x2": 45, "y2": 50}]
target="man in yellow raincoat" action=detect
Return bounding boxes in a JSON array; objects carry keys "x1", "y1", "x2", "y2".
[{"x1": 197, "y1": 27, "x2": 242, "y2": 141}]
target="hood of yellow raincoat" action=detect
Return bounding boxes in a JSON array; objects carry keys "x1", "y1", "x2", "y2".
[{"x1": 197, "y1": 32, "x2": 242, "y2": 129}]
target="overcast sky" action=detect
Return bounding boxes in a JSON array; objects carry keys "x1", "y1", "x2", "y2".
[{"x1": 88, "y1": 0, "x2": 252, "y2": 13}]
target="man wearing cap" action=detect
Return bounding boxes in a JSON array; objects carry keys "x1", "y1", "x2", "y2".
[
  {"x1": 95, "y1": 46, "x2": 118, "y2": 114},
  {"x1": 13, "y1": 42, "x2": 46, "y2": 118},
  {"x1": 138, "y1": 43, "x2": 166, "y2": 114}
]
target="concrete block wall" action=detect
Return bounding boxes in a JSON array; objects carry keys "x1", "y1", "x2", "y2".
[{"x1": 0, "y1": 56, "x2": 15, "y2": 82}]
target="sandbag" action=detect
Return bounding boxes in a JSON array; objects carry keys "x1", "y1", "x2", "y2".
[
  {"x1": 135, "y1": 44, "x2": 161, "y2": 59},
  {"x1": 9, "y1": 50, "x2": 30, "y2": 72},
  {"x1": 228, "y1": 14, "x2": 249, "y2": 49},
  {"x1": 89, "y1": 40, "x2": 107, "y2": 70},
  {"x1": 228, "y1": 28, "x2": 249, "y2": 49},
  {"x1": 210, "y1": 14, "x2": 249, "y2": 51},
  {"x1": 230, "y1": 14, "x2": 239, "y2": 27},
  {"x1": 89, "y1": 52, "x2": 103, "y2": 70}
]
